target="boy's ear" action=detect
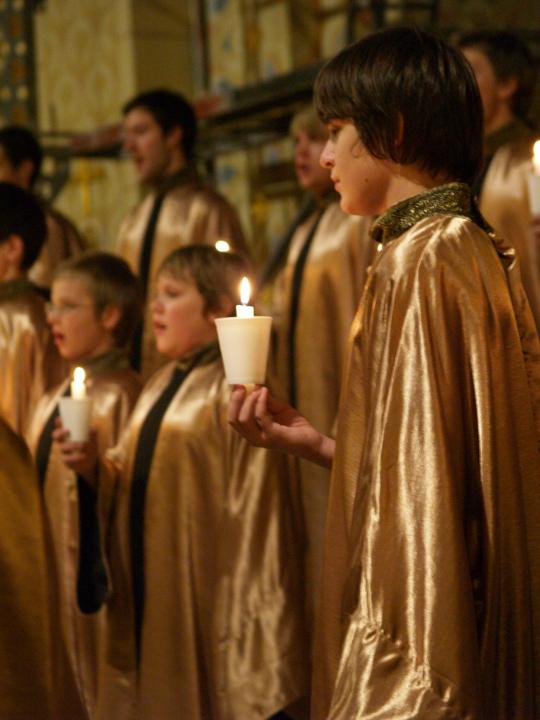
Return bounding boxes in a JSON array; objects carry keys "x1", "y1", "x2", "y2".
[
  {"x1": 15, "y1": 159, "x2": 35, "y2": 190},
  {"x1": 165, "y1": 125, "x2": 183, "y2": 154},
  {"x1": 100, "y1": 304, "x2": 122, "y2": 332},
  {"x1": 3, "y1": 234, "x2": 24, "y2": 266},
  {"x1": 207, "y1": 295, "x2": 234, "y2": 322},
  {"x1": 498, "y1": 75, "x2": 518, "y2": 103}
]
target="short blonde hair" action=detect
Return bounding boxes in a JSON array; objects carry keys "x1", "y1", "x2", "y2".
[
  {"x1": 158, "y1": 245, "x2": 252, "y2": 316},
  {"x1": 289, "y1": 105, "x2": 327, "y2": 141}
]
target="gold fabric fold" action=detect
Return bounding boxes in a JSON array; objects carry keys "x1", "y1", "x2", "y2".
[
  {"x1": 0, "y1": 418, "x2": 53, "y2": 719},
  {"x1": 313, "y1": 185, "x2": 540, "y2": 719},
  {"x1": 0, "y1": 278, "x2": 65, "y2": 435},
  {"x1": 27, "y1": 357, "x2": 142, "y2": 720},
  {"x1": 96, "y1": 358, "x2": 307, "y2": 720},
  {"x1": 28, "y1": 202, "x2": 85, "y2": 288},
  {"x1": 480, "y1": 128, "x2": 540, "y2": 331},
  {"x1": 117, "y1": 175, "x2": 248, "y2": 379},
  {"x1": 271, "y1": 202, "x2": 375, "y2": 643}
]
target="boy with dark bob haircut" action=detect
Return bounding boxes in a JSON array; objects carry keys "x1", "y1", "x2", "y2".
[
  {"x1": 0, "y1": 181, "x2": 64, "y2": 434},
  {"x1": 317, "y1": 28, "x2": 483, "y2": 185},
  {"x1": 229, "y1": 26, "x2": 540, "y2": 719}
]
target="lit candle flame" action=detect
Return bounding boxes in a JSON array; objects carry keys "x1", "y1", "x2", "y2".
[
  {"x1": 71, "y1": 366, "x2": 87, "y2": 399},
  {"x1": 533, "y1": 140, "x2": 540, "y2": 175},
  {"x1": 240, "y1": 277, "x2": 251, "y2": 306}
]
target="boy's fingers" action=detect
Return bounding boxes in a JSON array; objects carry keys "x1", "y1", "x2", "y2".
[{"x1": 228, "y1": 385, "x2": 246, "y2": 423}]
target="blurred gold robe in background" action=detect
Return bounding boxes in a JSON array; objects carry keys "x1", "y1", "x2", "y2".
[
  {"x1": 117, "y1": 170, "x2": 247, "y2": 379},
  {"x1": 313, "y1": 184, "x2": 540, "y2": 719},
  {"x1": 27, "y1": 351, "x2": 142, "y2": 720},
  {"x1": 0, "y1": 278, "x2": 64, "y2": 435},
  {"x1": 0, "y1": 418, "x2": 53, "y2": 720},
  {"x1": 272, "y1": 201, "x2": 375, "y2": 633},
  {"x1": 479, "y1": 121, "x2": 540, "y2": 331},
  {"x1": 29, "y1": 202, "x2": 86, "y2": 289},
  {"x1": 95, "y1": 352, "x2": 307, "y2": 720}
]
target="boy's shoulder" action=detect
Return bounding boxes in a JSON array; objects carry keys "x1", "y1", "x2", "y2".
[
  {"x1": 0, "y1": 279, "x2": 47, "y2": 324},
  {"x1": 371, "y1": 214, "x2": 504, "y2": 305},
  {"x1": 89, "y1": 366, "x2": 142, "y2": 399},
  {"x1": 385, "y1": 213, "x2": 492, "y2": 269}
]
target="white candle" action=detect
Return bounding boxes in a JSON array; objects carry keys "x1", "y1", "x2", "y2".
[
  {"x1": 533, "y1": 140, "x2": 540, "y2": 175},
  {"x1": 216, "y1": 277, "x2": 272, "y2": 385},
  {"x1": 60, "y1": 367, "x2": 92, "y2": 441},
  {"x1": 71, "y1": 366, "x2": 87, "y2": 399},
  {"x1": 236, "y1": 277, "x2": 255, "y2": 318}
]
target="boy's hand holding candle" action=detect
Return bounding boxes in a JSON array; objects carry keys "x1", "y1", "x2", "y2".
[{"x1": 216, "y1": 277, "x2": 272, "y2": 386}]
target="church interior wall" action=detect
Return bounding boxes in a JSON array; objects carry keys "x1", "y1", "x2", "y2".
[{"x1": 18, "y1": 0, "x2": 540, "y2": 256}]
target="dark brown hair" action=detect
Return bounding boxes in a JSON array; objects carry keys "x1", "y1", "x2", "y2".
[
  {"x1": 315, "y1": 26, "x2": 483, "y2": 185},
  {"x1": 158, "y1": 245, "x2": 251, "y2": 316},
  {"x1": 0, "y1": 126, "x2": 42, "y2": 187},
  {"x1": 0, "y1": 182, "x2": 46, "y2": 268},
  {"x1": 458, "y1": 31, "x2": 537, "y2": 123},
  {"x1": 122, "y1": 89, "x2": 197, "y2": 160},
  {"x1": 54, "y1": 251, "x2": 142, "y2": 348}
]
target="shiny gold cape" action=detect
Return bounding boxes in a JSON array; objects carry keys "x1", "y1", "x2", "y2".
[
  {"x1": 0, "y1": 278, "x2": 65, "y2": 435},
  {"x1": 272, "y1": 202, "x2": 375, "y2": 634},
  {"x1": 27, "y1": 354, "x2": 142, "y2": 720},
  {"x1": 480, "y1": 129, "x2": 540, "y2": 331},
  {"x1": 0, "y1": 418, "x2": 53, "y2": 719},
  {"x1": 117, "y1": 175, "x2": 248, "y2": 379},
  {"x1": 29, "y1": 202, "x2": 86, "y2": 289},
  {"x1": 96, "y1": 357, "x2": 307, "y2": 720},
  {"x1": 313, "y1": 186, "x2": 540, "y2": 719}
]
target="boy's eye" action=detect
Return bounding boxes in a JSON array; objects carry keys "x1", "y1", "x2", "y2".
[{"x1": 328, "y1": 126, "x2": 340, "y2": 141}]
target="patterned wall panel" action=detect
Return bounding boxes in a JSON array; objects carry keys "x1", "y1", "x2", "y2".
[
  {"x1": 0, "y1": 0, "x2": 36, "y2": 126},
  {"x1": 34, "y1": 0, "x2": 138, "y2": 248}
]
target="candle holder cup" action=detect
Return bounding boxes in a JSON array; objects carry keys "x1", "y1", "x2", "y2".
[
  {"x1": 215, "y1": 316, "x2": 272, "y2": 385},
  {"x1": 58, "y1": 397, "x2": 93, "y2": 442},
  {"x1": 528, "y1": 173, "x2": 540, "y2": 216}
]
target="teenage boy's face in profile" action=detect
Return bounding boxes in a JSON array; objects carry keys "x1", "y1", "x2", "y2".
[
  {"x1": 293, "y1": 130, "x2": 333, "y2": 197},
  {"x1": 320, "y1": 120, "x2": 392, "y2": 217}
]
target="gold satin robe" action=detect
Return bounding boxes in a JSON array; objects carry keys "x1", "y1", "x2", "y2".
[
  {"x1": 480, "y1": 130, "x2": 540, "y2": 331},
  {"x1": 273, "y1": 202, "x2": 375, "y2": 631},
  {"x1": 0, "y1": 418, "x2": 54, "y2": 720},
  {"x1": 27, "y1": 356, "x2": 142, "y2": 720},
  {"x1": 29, "y1": 202, "x2": 86, "y2": 288},
  {"x1": 117, "y1": 176, "x2": 247, "y2": 379},
  {"x1": 313, "y1": 184, "x2": 540, "y2": 719},
  {"x1": 96, "y1": 356, "x2": 307, "y2": 720},
  {"x1": 0, "y1": 278, "x2": 65, "y2": 435}
]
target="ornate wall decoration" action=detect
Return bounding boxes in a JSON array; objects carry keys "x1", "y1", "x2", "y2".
[{"x1": 0, "y1": 0, "x2": 36, "y2": 126}]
